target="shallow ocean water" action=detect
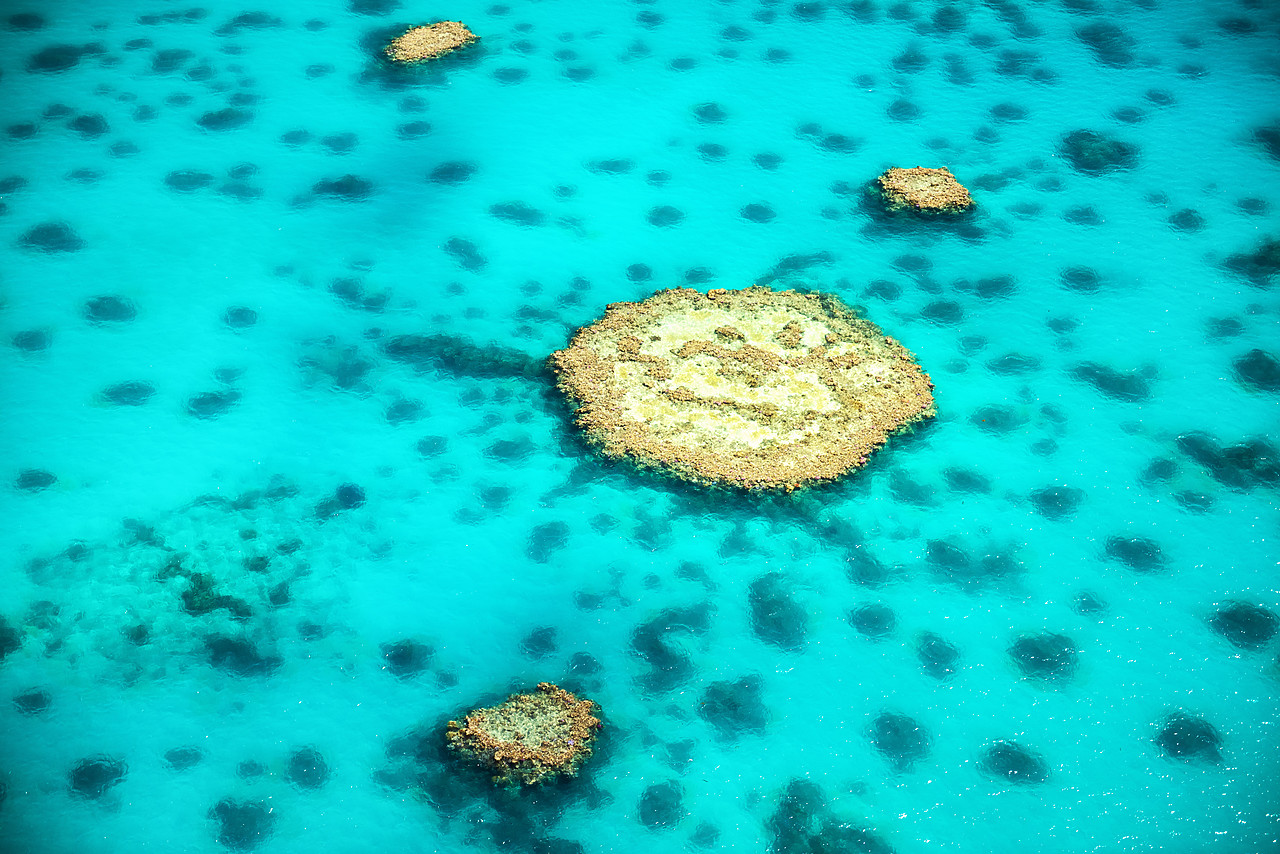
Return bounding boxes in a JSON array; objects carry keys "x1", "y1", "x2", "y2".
[{"x1": 1, "y1": 0, "x2": 1278, "y2": 851}]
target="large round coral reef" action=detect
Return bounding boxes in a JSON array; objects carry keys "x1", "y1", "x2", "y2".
[{"x1": 550, "y1": 286, "x2": 935, "y2": 491}]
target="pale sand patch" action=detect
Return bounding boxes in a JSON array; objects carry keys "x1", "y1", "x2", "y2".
[{"x1": 550, "y1": 286, "x2": 936, "y2": 490}]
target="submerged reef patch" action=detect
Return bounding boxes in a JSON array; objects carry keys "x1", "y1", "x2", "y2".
[
  {"x1": 1155, "y1": 712, "x2": 1222, "y2": 763},
  {"x1": 384, "y1": 21, "x2": 477, "y2": 63},
  {"x1": 550, "y1": 286, "x2": 935, "y2": 491},
  {"x1": 446, "y1": 682, "x2": 601, "y2": 787},
  {"x1": 872, "y1": 166, "x2": 974, "y2": 214}
]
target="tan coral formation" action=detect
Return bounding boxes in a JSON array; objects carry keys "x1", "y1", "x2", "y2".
[
  {"x1": 446, "y1": 683, "x2": 602, "y2": 787},
  {"x1": 384, "y1": 21, "x2": 477, "y2": 63},
  {"x1": 550, "y1": 286, "x2": 936, "y2": 491},
  {"x1": 875, "y1": 166, "x2": 974, "y2": 214}
]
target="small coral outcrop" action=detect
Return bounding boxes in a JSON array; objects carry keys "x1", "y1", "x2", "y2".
[
  {"x1": 551, "y1": 286, "x2": 935, "y2": 491},
  {"x1": 446, "y1": 683, "x2": 602, "y2": 787},
  {"x1": 873, "y1": 166, "x2": 974, "y2": 215},
  {"x1": 384, "y1": 21, "x2": 477, "y2": 63}
]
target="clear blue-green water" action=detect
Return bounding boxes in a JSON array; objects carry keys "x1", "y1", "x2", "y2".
[{"x1": 1, "y1": 0, "x2": 1278, "y2": 851}]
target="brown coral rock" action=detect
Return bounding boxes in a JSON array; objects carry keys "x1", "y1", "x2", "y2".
[
  {"x1": 875, "y1": 166, "x2": 974, "y2": 214},
  {"x1": 384, "y1": 21, "x2": 477, "y2": 63},
  {"x1": 550, "y1": 286, "x2": 936, "y2": 491},
  {"x1": 446, "y1": 683, "x2": 602, "y2": 787}
]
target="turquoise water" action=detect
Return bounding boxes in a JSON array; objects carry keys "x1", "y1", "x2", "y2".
[{"x1": 2, "y1": 0, "x2": 1278, "y2": 851}]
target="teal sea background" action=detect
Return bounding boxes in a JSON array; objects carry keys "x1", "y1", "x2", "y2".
[{"x1": 1, "y1": 0, "x2": 1278, "y2": 851}]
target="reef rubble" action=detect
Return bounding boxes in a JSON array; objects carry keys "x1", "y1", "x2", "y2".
[
  {"x1": 446, "y1": 683, "x2": 602, "y2": 787},
  {"x1": 384, "y1": 21, "x2": 477, "y2": 63},
  {"x1": 550, "y1": 286, "x2": 935, "y2": 491},
  {"x1": 873, "y1": 166, "x2": 974, "y2": 214}
]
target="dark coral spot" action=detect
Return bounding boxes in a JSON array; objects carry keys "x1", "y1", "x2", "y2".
[
  {"x1": 396, "y1": 120, "x2": 430, "y2": 139},
  {"x1": 697, "y1": 142, "x2": 728, "y2": 162},
  {"x1": 321, "y1": 132, "x2": 358, "y2": 154},
  {"x1": 0, "y1": 615, "x2": 21, "y2": 659},
  {"x1": 1009, "y1": 632, "x2": 1078, "y2": 682},
  {"x1": 285, "y1": 747, "x2": 329, "y2": 790},
  {"x1": 20, "y1": 221, "x2": 84, "y2": 253},
  {"x1": 102, "y1": 380, "x2": 155, "y2": 406},
  {"x1": 490, "y1": 201, "x2": 546, "y2": 227},
  {"x1": 1029, "y1": 485, "x2": 1084, "y2": 520},
  {"x1": 1208, "y1": 601, "x2": 1278, "y2": 651},
  {"x1": 917, "y1": 632, "x2": 959, "y2": 679},
  {"x1": 151, "y1": 48, "x2": 193, "y2": 73},
  {"x1": 990, "y1": 102, "x2": 1028, "y2": 123},
  {"x1": 84, "y1": 295, "x2": 136, "y2": 323},
  {"x1": 428, "y1": 161, "x2": 476, "y2": 184},
  {"x1": 28, "y1": 44, "x2": 84, "y2": 73},
  {"x1": 638, "y1": 781, "x2": 685, "y2": 829},
  {"x1": 16, "y1": 469, "x2": 56, "y2": 491},
  {"x1": 1155, "y1": 712, "x2": 1221, "y2": 762},
  {"x1": 1063, "y1": 205, "x2": 1104, "y2": 226},
  {"x1": 313, "y1": 174, "x2": 374, "y2": 200},
  {"x1": 8, "y1": 12, "x2": 45, "y2": 31},
  {"x1": 647, "y1": 205, "x2": 684, "y2": 227},
  {"x1": 14, "y1": 688, "x2": 52, "y2": 715},
  {"x1": 1059, "y1": 265, "x2": 1102, "y2": 291},
  {"x1": 69, "y1": 756, "x2": 127, "y2": 799},
  {"x1": 197, "y1": 107, "x2": 253, "y2": 131},
  {"x1": 1168, "y1": 209, "x2": 1205, "y2": 232},
  {"x1": 1059, "y1": 130, "x2": 1139, "y2": 174},
  {"x1": 380, "y1": 640, "x2": 432, "y2": 678},
  {"x1": 443, "y1": 237, "x2": 486, "y2": 270},
  {"x1": 164, "y1": 746, "x2": 205, "y2": 771},
  {"x1": 741, "y1": 202, "x2": 775, "y2": 223},
  {"x1": 1104, "y1": 536, "x2": 1166, "y2": 572},
  {"x1": 921, "y1": 300, "x2": 963, "y2": 325},
  {"x1": 526, "y1": 521, "x2": 568, "y2": 563},
  {"x1": 520, "y1": 626, "x2": 558, "y2": 658},
  {"x1": 68, "y1": 113, "x2": 109, "y2": 138},
  {"x1": 165, "y1": 169, "x2": 215, "y2": 192},
  {"x1": 753, "y1": 152, "x2": 782, "y2": 170},
  {"x1": 209, "y1": 799, "x2": 276, "y2": 851},
  {"x1": 223, "y1": 306, "x2": 258, "y2": 329},
  {"x1": 693, "y1": 102, "x2": 728, "y2": 124},
  {"x1": 206, "y1": 636, "x2": 280, "y2": 676},
  {"x1": 748, "y1": 573, "x2": 806, "y2": 650},
  {"x1": 851, "y1": 603, "x2": 896, "y2": 640},
  {"x1": 868, "y1": 712, "x2": 929, "y2": 771},
  {"x1": 1069, "y1": 362, "x2": 1151, "y2": 401},
  {"x1": 1233, "y1": 349, "x2": 1280, "y2": 392},
  {"x1": 1076, "y1": 22, "x2": 1136, "y2": 67},
  {"x1": 187, "y1": 390, "x2": 241, "y2": 419},
  {"x1": 980, "y1": 740, "x2": 1048, "y2": 784},
  {"x1": 699, "y1": 675, "x2": 767, "y2": 739}
]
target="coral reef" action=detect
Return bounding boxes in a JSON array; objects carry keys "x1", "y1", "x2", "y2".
[
  {"x1": 384, "y1": 22, "x2": 477, "y2": 63},
  {"x1": 550, "y1": 286, "x2": 935, "y2": 490},
  {"x1": 873, "y1": 166, "x2": 974, "y2": 214},
  {"x1": 446, "y1": 683, "x2": 602, "y2": 787}
]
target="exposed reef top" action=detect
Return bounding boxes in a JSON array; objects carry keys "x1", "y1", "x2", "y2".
[
  {"x1": 384, "y1": 21, "x2": 477, "y2": 63},
  {"x1": 874, "y1": 166, "x2": 974, "y2": 214},
  {"x1": 446, "y1": 683, "x2": 602, "y2": 787},
  {"x1": 550, "y1": 286, "x2": 935, "y2": 491}
]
